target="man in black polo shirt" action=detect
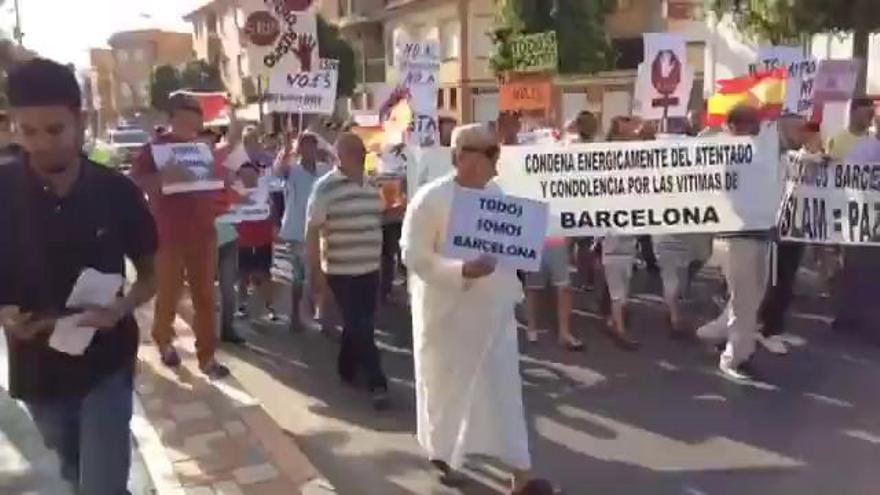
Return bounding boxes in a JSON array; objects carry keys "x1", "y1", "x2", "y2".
[{"x1": 0, "y1": 59, "x2": 158, "y2": 494}]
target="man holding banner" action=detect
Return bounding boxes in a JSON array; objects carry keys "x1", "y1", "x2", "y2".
[
  {"x1": 402, "y1": 124, "x2": 536, "y2": 493},
  {"x1": 696, "y1": 105, "x2": 774, "y2": 382}
]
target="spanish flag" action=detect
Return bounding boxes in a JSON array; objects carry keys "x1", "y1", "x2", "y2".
[{"x1": 705, "y1": 68, "x2": 787, "y2": 127}]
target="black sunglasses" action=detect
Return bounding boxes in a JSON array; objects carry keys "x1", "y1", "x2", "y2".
[{"x1": 461, "y1": 145, "x2": 500, "y2": 159}]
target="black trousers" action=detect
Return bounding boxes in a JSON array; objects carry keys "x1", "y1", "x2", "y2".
[
  {"x1": 758, "y1": 242, "x2": 805, "y2": 335},
  {"x1": 381, "y1": 222, "x2": 403, "y2": 299},
  {"x1": 327, "y1": 271, "x2": 388, "y2": 391}
]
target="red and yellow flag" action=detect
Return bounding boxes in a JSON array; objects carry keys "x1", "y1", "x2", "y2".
[{"x1": 705, "y1": 68, "x2": 787, "y2": 127}]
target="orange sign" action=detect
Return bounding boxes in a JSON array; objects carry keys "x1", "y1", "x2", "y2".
[{"x1": 499, "y1": 80, "x2": 553, "y2": 111}]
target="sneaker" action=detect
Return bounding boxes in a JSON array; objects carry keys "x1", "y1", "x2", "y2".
[
  {"x1": 757, "y1": 334, "x2": 789, "y2": 355},
  {"x1": 265, "y1": 307, "x2": 284, "y2": 323},
  {"x1": 371, "y1": 388, "x2": 391, "y2": 410},
  {"x1": 221, "y1": 333, "x2": 246, "y2": 345},
  {"x1": 234, "y1": 306, "x2": 248, "y2": 319},
  {"x1": 201, "y1": 361, "x2": 231, "y2": 380},
  {"x1": 159, "y1": 346, "x2": 181, "y2": 368},
  {"x1": 696, "y1": 323, "x2": 728, "y2": 343},
  {"x1": 719, "y1": 359, "x2": 758, "y2": 383}
]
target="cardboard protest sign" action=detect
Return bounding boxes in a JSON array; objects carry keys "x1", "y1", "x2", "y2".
[
  {"x1": 750, "y1": 45, "x2": 818, "y2": 116},
  {"x1": 510, "y1": 31, "x2": 557, "y2": 73},
  {"x1": 151, "y1": 142, "x2": 224, "y2": 194},
  {"x1": 241, "y1": 0, "x2": 319, "y2": 77},
  {"x1": 495, "y1": 135, "x2": 782, "y2": 237},
  {"x1": 499, "y1": 79, "x2": 553, "y2": 112},
  {"x1": 394, "y1": 40, "x2": 441, "y2": 147},
  {"x1": 633, "y1": 33, "x2": 693, "y2": 120},
  {"x1": 444, "y1": 187, "x2": 549, "y2": 271},
  {"x1": 779, "y1": 152, "x2": 880, "y2": 245},
  {"x1": 267, "y1": 58, "x2": 339, "y2": 114},
  {"x1": 217, "y1": 173, "x2": 272, "y2": 224},
  {"x1": 813, "y1": 60, "x2": 859, "y2": 102}
]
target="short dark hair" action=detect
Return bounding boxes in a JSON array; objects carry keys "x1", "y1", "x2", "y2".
[
  {"x1": 851, "y1": 98, "x2": 874, "y2": 111},
  {"x1": 7, "y1": 58, "x2": 81, "y2": 111},
  {"x1": 727, "y1": 104, "x2": 759, "y2": 127},
  {"x1": 577, "y1": 110, "x2": 596, "y2": 120}
]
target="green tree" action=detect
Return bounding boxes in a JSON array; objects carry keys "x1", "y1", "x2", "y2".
[
  {"x1": 180, "y1": 60, "x2": 224, "y2": 92},
  {"x1": 149, "y1": 64, "x2": 182, "y2": 112},
  {"x1": 317, "y1": 15, "x2": 355, "y2": 97},
  {"x1": 490, "y1": 0, "x2": 616, "y2": 76},
  {"x1": 707, "y1": 0, "x2": 880, "y2": 94}
]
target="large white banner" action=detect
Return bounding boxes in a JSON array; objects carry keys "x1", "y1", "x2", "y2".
[
  {"x1": 444, "y1": 187, "x2": 549, "y2": 271},
  {"x1": 779, "y1": 153, "x2": 880, "y2": 245},
  {"x1": 266, "y1": 58, "x2": 338, "y2": 114},
  {"x1": 495, "y1": 136, "x2": 782, "y2": 237},
  {"x1": 241, "y1": 1, "x2": 319, "y2": 77},
  {"x1": 407, "y1": 146, "x2": 453, "y2": 198}
]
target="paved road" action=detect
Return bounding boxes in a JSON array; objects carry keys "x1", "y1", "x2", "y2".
[
  {"x1": 0, "y1": 338, "x2": 155, "y2": 495},
  {"x1": 218, "y1": 265, "x2": 880, "y2": 495}
]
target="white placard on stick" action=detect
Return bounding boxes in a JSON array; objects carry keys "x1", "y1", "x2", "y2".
[
  {"x1": 495, "y1": 135, "x2": 782, "y2": 237},
  {"x1": 395, "y1": 40, "x2": 440, "y2": 147},
  {"x1": 241, "y1": 1, "x2": 319, "y2": 77},
  {"x1": 750, "y1": 45, "x2": 818, "y2": 116},
  {"x1": 217, "y1": 174, "x2": 272, "y2": 224},
  {"x1": 267, "y1": 58, "x2": 339, "y2": 114},
  {"x1": 779, "y1": 152, "x2": 880, "y2": 245},
  {"x1": 633, "y1": 33, "x2": 693, "y2": 120},
  {"x1": 444, "y1": 187, "x2": 549, "y2": 272},
  {"x1": 151, "y1": 142, "x2": 224, "y2": 194}
]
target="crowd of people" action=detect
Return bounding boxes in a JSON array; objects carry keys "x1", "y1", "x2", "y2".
[{"x1": 1, "y1": 56, "x2": 879, "y2": 494}]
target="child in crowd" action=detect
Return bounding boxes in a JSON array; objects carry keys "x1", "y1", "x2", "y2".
[{"x1": 235, "y1": 162, "x2": 280, "y2": 321}]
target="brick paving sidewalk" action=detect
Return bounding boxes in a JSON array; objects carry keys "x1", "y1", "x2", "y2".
[{"x1": 134, "y1": 308, "x2": 335, "y2": 495}]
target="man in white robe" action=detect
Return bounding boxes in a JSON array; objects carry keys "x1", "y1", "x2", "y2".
[{"x1": 401, "y1": 123, "x2": 532, "y2": 493}]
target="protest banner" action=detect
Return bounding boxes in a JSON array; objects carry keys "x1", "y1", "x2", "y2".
[
  {"x1": 813, "y1": 60, "x2": 859, "y2": 102},
  {"x1": 510, "y1": 31, "x2": 557, "y2": 73},
  {"x1": 633, "y1": 33, "x2": 693, "y2": 120},
  {"x1": 779, "y1": 152, "x2": 880, "y2": 245},
  {"x1": 749, "y1": 45, "x2": 818, "y2": 116},
  {"x1": 218, "y1": 174, "x2": 272, "y2": 224},
  {"x1": 266, "y1": 58, "x2": 338, "y2": 114},
  {"x1": 151, "y1": 142, "x2": 224, "y2": 194},
  {"x1": 393, "y1": 40, "x2": 441, "y2": 147},
  {"x1": 499, "y1": 78, "x2": 553, "y2": 112},
  {"x1": 407, "y1": 146, "x2": 453, "y2": 197},
  {"x1": 444, "y1": 187, "x2": 549, "y2": 271},
  {"x1": 495, "y1": 135, "x2": 781, "y2": 237},
  {"x1": 241, "y1": 0, "x2": 319, "y2": 77}
]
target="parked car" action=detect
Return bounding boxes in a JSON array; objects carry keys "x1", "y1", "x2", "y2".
[{"x1": 106, "y1": 128, "x2": 150, "y2": 172}]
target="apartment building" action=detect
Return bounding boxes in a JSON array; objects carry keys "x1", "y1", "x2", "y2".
[
  {"x1": 320, "y1": 0, "x2": 709, "y2": 127},
  {"x1": 108, "y1": 30, "x2": 193, "y2": 116},
  {"x1": 184, "y1": 0, "x2": 260, "y2": 106}
]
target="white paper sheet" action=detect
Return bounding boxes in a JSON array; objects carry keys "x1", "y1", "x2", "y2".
[
  {"x1": 65, "y1": 269, "x2": 123, "y2": 309},
  {"x1": 49, "y1": 315, "x2": 96, "y2": 356}
]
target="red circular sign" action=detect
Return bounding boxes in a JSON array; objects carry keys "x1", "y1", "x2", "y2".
[{"x1": 244, "y1": 11, "x2": 281, "y2": 47}]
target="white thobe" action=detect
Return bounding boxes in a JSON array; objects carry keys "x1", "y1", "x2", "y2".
[{"x1": 401, "y1": 174, "x2": 531, "y2": 471}]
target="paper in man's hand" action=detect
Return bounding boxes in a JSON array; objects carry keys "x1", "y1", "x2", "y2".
[
  {"x1": 66, "y1": 268, "x2": 124, "y2": 309},
  {"x1": 49, "y1": 315, "x2": 97, "y2": 356}
]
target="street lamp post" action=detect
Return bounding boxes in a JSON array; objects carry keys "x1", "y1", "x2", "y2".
[{"x1": 12, "y1": 0, "x2": 23, "y2": 46}]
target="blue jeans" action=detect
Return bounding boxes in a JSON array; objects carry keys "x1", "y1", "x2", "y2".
[
  {"x1": 218, "y1": 239, "x2": 239, "y2": 337},
  {"x1": 25, "y1": 367, "x2": 134, "y2": 495}
]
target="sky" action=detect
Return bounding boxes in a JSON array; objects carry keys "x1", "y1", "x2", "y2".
[{"x1": 0, "y1": 0, "x2": 205, "y2": 67}]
